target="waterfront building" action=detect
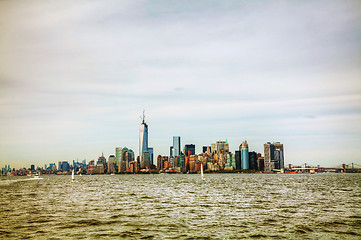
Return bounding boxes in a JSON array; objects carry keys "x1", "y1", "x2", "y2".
[
  {"x1": 157, "y1": 155, "x2": 162, "y2": 170},
  {"x1": 211, "y1": 143, "x2": 216, "y2": 154},
  {"x1": 170, "y1": 146, "x2": 174, "y2": 157},
  {"x1": 249, "y1": 151, "x2": 258, "y2": 170},
  {"x1": 257, "y1": 157, "x2": 265, "y2": 171},
  {"x1": 87, "y1": 160, "x2": 95, "y2": 174},
  {"x1": 264, "y1": 142, "x2": 284, "y2": 171},
  {"x1": 224, "y1": 139, "x2": 229, "y2": 152},
  {"x1": 107, "y1": 155, "x2": 116, "y2": 173},
  {"x1": 185, "y1": 144, "x2": 195, "y2": 156},
  {"x1": 148, "y1": 147, "x2": 154, "y2": 165},
  {"x1": 141, "y1": 151, "x2": 151, "y2": 169},
  {"x1": 202, "y1": 146, "x2": 211, "y2": 153},
  {"x1": 225, "y1": 153, "x2": 236, "y2": 169},
  {"x1": 235, "y1": 151, "x2": 241, "y2": 170},
  {"x1": 173, "y1": 136, "x2": 181, "y2": 157},
  {"x1": 216, "y1": 141, "x2": 226, "y2": 153},
  {"x1": 115, "y1": 147, "x2": 123, "y2": 166},
  {"x1": 30, "y1": 165, "x2": 35, "y2": 171},
  {"x1": 241, "y1": 141, "x2": 249, "y2": 170},
  {"x1": 179, "y1": 154, "x2": 185, "y2": 171},
  {"x1": 139, "y1": 110, "x2": 148, "y2": 162}
]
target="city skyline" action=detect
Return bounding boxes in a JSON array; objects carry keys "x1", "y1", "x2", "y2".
[{"x1": 0, "y1": 0, "x2": 360, "y2": 169}]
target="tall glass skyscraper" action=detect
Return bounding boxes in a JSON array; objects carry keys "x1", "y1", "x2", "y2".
[
  {"x1": 173, "y1": 136, "x2": 181, "y2": 157},
  {"x1": 241, "y1": 141, "x2": 249, "y2": 170},
  {"x1": 139, "y1": 111, "x2": 148, "y2": 162}
]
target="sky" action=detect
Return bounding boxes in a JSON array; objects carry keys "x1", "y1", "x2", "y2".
[{"x1": 0, "y1": 0, "x2": 360, "y2": 169}]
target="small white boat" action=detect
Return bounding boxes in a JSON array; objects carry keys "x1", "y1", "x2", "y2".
[
  {"x1": 34, "y1": 173, "x2": 40, "y2": 179},
  {"x1": 201, "y1": 163, "x2": 206, "y2": 181},
  {"x1": 72, "y1": 170, "x2": 75, "y2": 182}
]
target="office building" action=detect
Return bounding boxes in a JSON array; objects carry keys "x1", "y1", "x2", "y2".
[
  {"x1": 148, "y1": 147, "x2": 154, "y2": 165},
  {"x1": 264, "y1": 142, "x2": 284, "y2": 171},
  {"x1": 173, "y1": 136, "x2": 181, "y2": 157},
  {"x1": 235, "y1": 151, "x2": 241, "y2": 170},
  {"x1": 249, "y1": 151, "x2": 258, "y2": 170},
  {"x1": 107, "y1": 155, "x2": 116, "y2": 173},
  {"x1": 139, "y1": 110, "x2": 148, "y2": 162},
  {"x1": 185, "y1": 144, "x2": 195, "y2": 156},
  {"x1": 241, "y1": 141, "x2": 249, "y2": 170},
  {"x1": 216, "y1": 141, "x2": 226, "y2": 153},
  {"x1": 115, "y1": 147, "x2": 123, "y2": 166}
]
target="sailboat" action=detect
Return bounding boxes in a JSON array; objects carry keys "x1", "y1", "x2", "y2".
[
  {"x1": 72, "y1": 169, "x2": 75, "y2": 182},
  {"x1": 201, "y1": 163, "x2": 206, "y2": 180}
]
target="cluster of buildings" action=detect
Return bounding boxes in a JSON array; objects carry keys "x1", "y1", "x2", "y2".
[
  {"x1": 83, "y1": 112, "x2": 285, "y2": 174},
  {"x1": 1, "y1": 112, "x2": 290, "y2": 175}
]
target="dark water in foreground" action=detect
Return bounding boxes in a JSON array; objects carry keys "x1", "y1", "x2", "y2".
[{"x1": 0, "y1": 173, "x2": 360, "y2": 239}]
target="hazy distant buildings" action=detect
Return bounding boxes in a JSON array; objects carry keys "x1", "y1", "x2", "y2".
[{"x1": 264, "y1": 142, "x2": 284, "y2": 172}]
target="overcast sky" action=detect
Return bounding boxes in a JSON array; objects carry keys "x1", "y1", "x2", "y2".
[{"x1": 1, "y1": 0, "x2": 360, "y2": 169}]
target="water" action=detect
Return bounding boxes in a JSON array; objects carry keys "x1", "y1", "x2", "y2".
[{"x1": 1, "y1": 173, "x2": 360, "y2": 239}]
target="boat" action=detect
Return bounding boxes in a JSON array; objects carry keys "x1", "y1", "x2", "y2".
[
  {"x1": 201, "y1": 163, "x2": 206, "y2": 180},
  {"x1": 72, "y1": 170, "x2": 75, "y2": 182},
  {"x1": 34, "y1": 173, "x2": 40, "y2": 179}
]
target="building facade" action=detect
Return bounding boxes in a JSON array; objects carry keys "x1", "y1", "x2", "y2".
[
  {"x1": 139, "y1": 111, "x2": 148, "y2": 162},
  {"x1": 241, "y1": 141, "x2": 249, "y2": 170}
]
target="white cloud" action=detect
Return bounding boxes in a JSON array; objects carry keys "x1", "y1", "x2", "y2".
[{"x1": 0, "y1": 0, "x2": 360, "y2": 168}]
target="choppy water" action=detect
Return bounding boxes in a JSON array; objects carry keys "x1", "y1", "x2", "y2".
[{"x1": 0, "y1": 173, "x2": 360, "y2": 239}]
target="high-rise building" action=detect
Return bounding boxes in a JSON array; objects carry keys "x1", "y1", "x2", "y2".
[
  {"x1": 148, "y1": 147, "x2": 154, "y2": 165},
  {"x1": 107, "y1": 155, "x2": 116, "y2": 173},
  {"x1": 202, "y1": 146, "x2": 210, "y2": 153},
  {"x1": 248, "y1": 151, "x2": 258, "y2": 170},
  {"x1": 211, "y1": 143, "x2": 216, "y2": 154},
  {"x1": 185, "y1": 144, "x2": 195, "y2": 156},
  {"x1": 224, "y1": 139, "x2": 230, "y2": 152},
  {"x1": 273, "y1": 142, "x2": 284, "y2": 169},
  {"x1": 235, "y1": 151, "x2": 241, "y2": 170},
  {"x1": 173, "y1": 136, "x2": 181, "y2": 157},
  {"x1": 139, "y1": 110, "x2": 148, "y2": 162},
  {"x1": 170, "y1": 146, "x2": 174, "y2": 157},
  {"x1": 115, "y1": 147, "x2": 123, "y2": 166},
  {"x1": 264, "y1": 142, "x2": 284, "y2": 171},
  {"x1": 216, "y1": 141, "x2": 226, "y2": 153},
  {"x1": 141, "y1": 151, "x2": 151, "y2": 169},
  {"x1": 241, "y1": 141, "x2": 249, "y2": 170}
]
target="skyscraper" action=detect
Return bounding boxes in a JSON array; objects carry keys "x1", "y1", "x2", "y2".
[
  {"x1": 264, "y1": 142, "x2": 284, "y2": 171},
  {"x1": 248, "y1": 151, "x2": 258, "y2": 170},
  {"x1": 173, "y1": 136, "x2": 181, "y2": 157},
  {"x1": 115, "y1": 147, "x2": 123, "y2": 166},
  {"x1": 241, "y1": 141, "x2": 249, "y2": 170},
  {"x1": 185, "y1": 144, "x2": 195, "y2": 156},
  {"x1": 107, "y1": 155, "x2": 116, "y2": 173},
  {"x1": 216, "y1": 141, "x2": 226, "y2": 153},
  {"x1": 235, "y1": 151, "x2": 241, "y2": 170},
  {"x1": 139, "y1": 110, "x2": 148, "y2": 162}
]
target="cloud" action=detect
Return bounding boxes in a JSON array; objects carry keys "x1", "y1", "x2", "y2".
[{"x1": 0, "y1": 0, "x2": 360, "y2": 168}]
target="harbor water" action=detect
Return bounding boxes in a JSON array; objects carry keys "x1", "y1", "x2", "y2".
[{"x1": 0, "y1": 173, "x2": 360, "y2": 239}]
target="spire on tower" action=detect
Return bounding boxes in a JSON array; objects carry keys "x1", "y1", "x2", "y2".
[{"x1": 141, "y1": 110, "x2": 146, "y2": 123}]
